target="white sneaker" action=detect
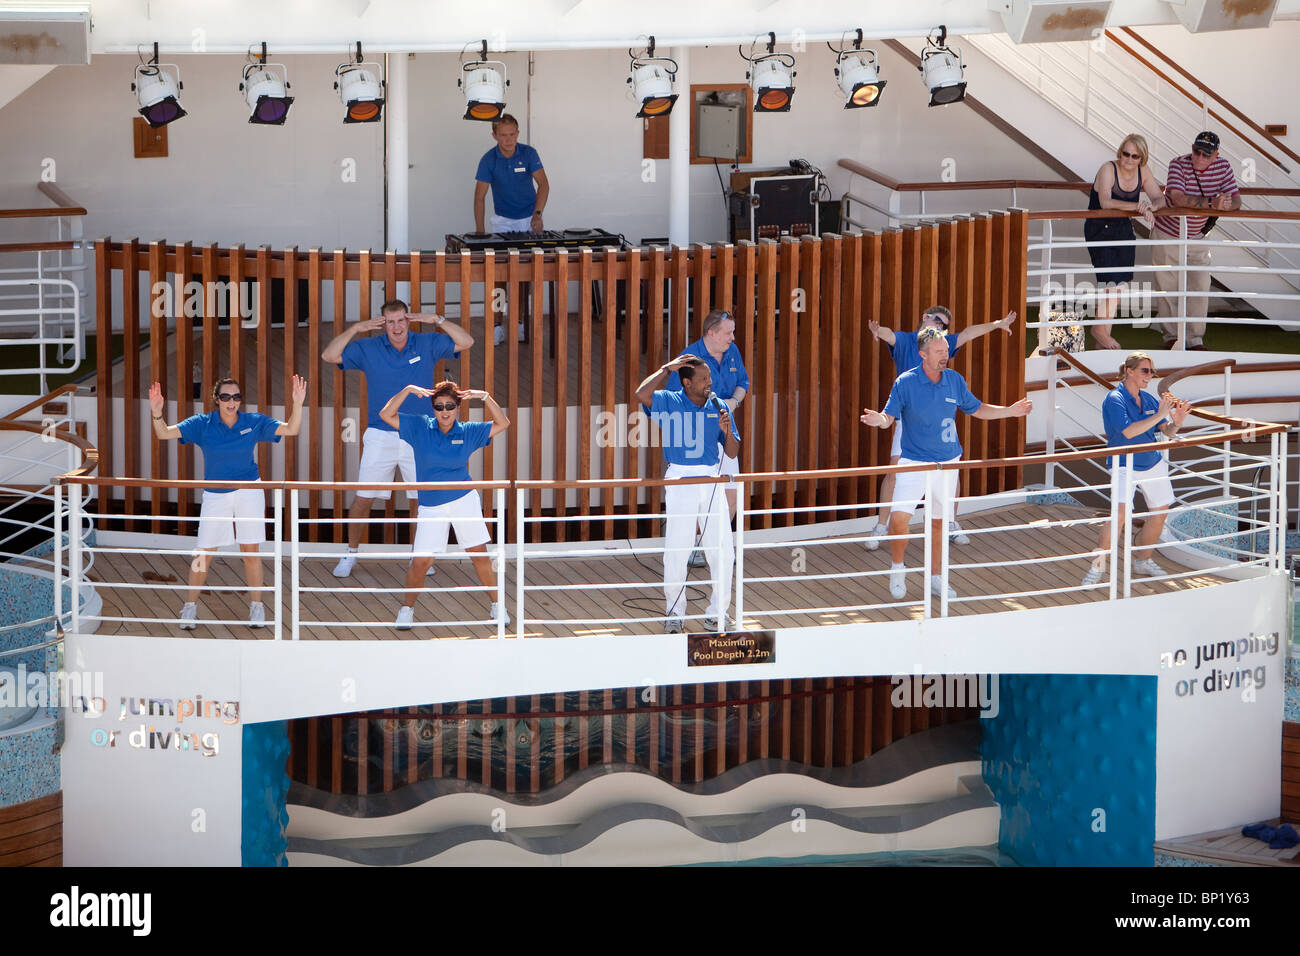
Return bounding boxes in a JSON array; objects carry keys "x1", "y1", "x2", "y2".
[
  {"x1": 889, "y1": 565, "x2": 906, "y2": 599},
  {"x1": 395, "y1": 605, "x2": 414, "y2": 630},
  {"x1": 687, "y1": 549, "x2": 707, "y2": 568},
  {"x1": 950, "y1": 521, "x2": 970, "y2": 545},
  {"x1": 703, "y1": 612, "x2": 734, "y2": 632},
  {"x1": 1082, "y1": 563, "x2": 1105, "y2": 587},
  {"x1": 493, "y1": 324, "x2": 505, "y2": 346},
  {"x1": 179, "y1": 602, "x2": 197, "y2": 630},
  {"x1": 664, "y1": 618, "x2": 685, "y2": 634},
  {"x1": 332, "y1": 551, "x2": 357, "y2": 578},
  {"x1": 489, "y1": 602, "x2": 511, "y2": 628},
  {"x1": 865, "y1": 523, "x2": 888, "y2": 551},
  {"x1": 929, "y1": 575, "x2": 956, "y2": 600},
  {"x1": 1133, "y1": 558, "x2": 1164, "y2": 578},
  {"x1": 249, "y1": 602, "x2": 266, "y2": 628}
]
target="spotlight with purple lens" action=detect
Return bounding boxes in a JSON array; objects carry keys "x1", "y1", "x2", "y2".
[
  {"x1": 141, "y1": 98, "x2": 185, "y2": 128},
  {"x1": 250, "y1": 95, "x2": 293, "y2": 125}
]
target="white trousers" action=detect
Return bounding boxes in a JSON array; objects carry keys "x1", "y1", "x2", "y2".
[{"x1": 663, "y1": 463, "x2": 733, "y2": 619}]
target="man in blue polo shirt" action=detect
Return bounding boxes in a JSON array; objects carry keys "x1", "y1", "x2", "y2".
[
  {"x1": 636, "y1": 354, "x2": 741, "y2": 634},
  {"x1": 667, "y1": 309, "x2": 749, "y2": 566},
  {"x1": 865, "y1": 305, "x2": 1017, "y2": 548},
  {"x1": 320, "y1": 298, "x2": 475, "y2": 577},
  {"x1": 860, "y1": 327, "x2": 1032, "y2": 601},
  {"x1": 473, "y1": 113, "x2": 550, "y2": 347},
  {"x1": 473, "y1": 113, "x2": 549, "y2": 235}
]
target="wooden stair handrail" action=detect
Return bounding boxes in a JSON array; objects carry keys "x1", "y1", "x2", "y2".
[
  {"x1": 0, "y1": 183, "x2": 87, "y2": 220},
  {"x1": 0, "y1": 240, "x2": 78, "y2": 254},
  {"x1": 1157, "y1": 358, "x2": 1236, "y2": 395},
  {"x1": 1115, "y1": 27, "x2": 1300, "y2": 171},
  {"x1": 1, "y1": 384, "x2": 83, "y2": 423},
  {"x1": 0, "y1": 421, "x2": 97, "y2": 479},
  {"x1": 1028, "y1": 206, "x2": 1300, "y2": 222}
]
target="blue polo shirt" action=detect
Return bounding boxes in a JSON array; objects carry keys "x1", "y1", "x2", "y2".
[
  {"x1": 475, "y1": 143, "x2": 543, "y2": 221},
  {"x1": 882, "y1": 368, "x2": 982, "y2": 462},
  {"x1": 666, "y1": 340, "x2": 751, "y2": 405},
  {"x1": 889, "y1": 330, "x2": 960, "y2": 374},
  {"x1": 398, "y1": 414, "x2": 494, "y2": 507},
  {"x1": 1102, "y1": 386, "x2": 1165, "y2": 470},
  {"x1": 339, "y1": 331, "x2": 458, "y2": 432},
  {"x1": 177, "y1": 411, "x2": 281, "y2": 493},
  {"x1": 642, "y1": 389, "x2": 739, "y2": 467}
]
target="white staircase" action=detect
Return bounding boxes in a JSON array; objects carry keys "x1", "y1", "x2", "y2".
[{"x1": 962, "y1": 30, "x2": 1300, "y2": 328}]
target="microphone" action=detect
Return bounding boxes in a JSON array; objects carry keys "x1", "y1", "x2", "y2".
[{"x1": 709, "y1": 391, "x2": 727, "y2": 415}]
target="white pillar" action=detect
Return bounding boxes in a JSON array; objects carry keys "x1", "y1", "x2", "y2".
[
  {"x1": 668, "y1": 46, "x2": 690, "y2": 246},
  {"x1": 387, "y1": 52, "x2": 410, "y2": 257}
]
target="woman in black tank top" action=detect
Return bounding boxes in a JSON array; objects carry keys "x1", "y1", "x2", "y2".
[{"x1": 1083, "y1": 134, "x2": 1165, "y2": 349}]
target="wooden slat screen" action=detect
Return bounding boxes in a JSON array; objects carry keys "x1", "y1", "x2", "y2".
[
  {"x1": 286, "y1": 678, "x2": 980, "y2": 797},
  {"x1": 92, "y1": 218, "x2": 1029, "y2": 541}
]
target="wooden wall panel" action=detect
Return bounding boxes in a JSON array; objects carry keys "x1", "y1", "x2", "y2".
[
  {"x1": 95, "y1": 225, "x2": 1030, "y2": 537},
  {"x1": 0, "y1": 791, "x2": 62, "y2": 866}
]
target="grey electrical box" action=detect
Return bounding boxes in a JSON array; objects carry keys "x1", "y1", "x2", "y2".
[{"x1": 698, "y1": 104, "x2": 739, "y2": 160}]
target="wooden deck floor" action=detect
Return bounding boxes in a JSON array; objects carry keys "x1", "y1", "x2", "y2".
[
  {"x1": 84, "y1": 503, "x2": 1230, "y2": 641},
  {"x1": 1155, "y1": 818, "x2": 1300, "y2": 866}
]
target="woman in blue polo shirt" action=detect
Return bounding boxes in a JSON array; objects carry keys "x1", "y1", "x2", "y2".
[
  {"x1": 1083, "y1": 352, "x2": 1189, "y2": 587},
  {"x1": 378, "y1": 379, "x2": 510, "y2": 631},
  {"x1": 149, "y1": 374, "x2": 306, "y2": 630}
]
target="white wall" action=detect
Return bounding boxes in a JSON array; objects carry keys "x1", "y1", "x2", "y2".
[{"x1": 61, "y1": 570, "x2": 1288, "y2": 863}]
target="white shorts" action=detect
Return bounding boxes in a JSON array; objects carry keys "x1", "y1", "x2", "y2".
[
  {"x1": 356, "y1": 427, "x2": 418, "y2": 500},
  {"x1": 196, "y1": 488, "x2": 266, "y2": 549},
  {"x1": 890, "y1": 456, "x2": 961, "y2": 522},
  {"x1": 719, "y1": 450, "x2": 739, "y2": 488},
  {"x1": 1115, "y1": 456, "x2": 1175, "y2": 510},
  {"x1": 890, "y1": 422, "x2": 903, "y2": 459},
  {"x1": 491, "y1": 214, "x2": 534, "y2": 233},
  {"x1": 412, "y1": 490, "x2": 492, "y2": 556}
]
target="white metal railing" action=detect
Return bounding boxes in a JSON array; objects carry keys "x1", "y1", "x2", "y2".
[
  {"x1": 1028, "y1": 211, "x2": 1300, "y2": 351},
  {"x1": 0, "y1": 274, "x2": 85, "y2": 394},
  {"x1": 55, "y1": 425, "x2": 1289, "y2": 640}
]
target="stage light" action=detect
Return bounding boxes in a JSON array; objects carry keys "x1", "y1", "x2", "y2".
[
  {"x1": 920, "y1": 25, "x2": 966, "y2": 107},
  {"x1": 832, "y1": 30, "x2": 885, "y2": 109},
  {"x1": 460, "y1": 40, "x2": 508, "y2": 121},
  {"x1": 239, "y1": 46, "x2": 293, "y2": 126},
  {"x1": 131, "y1": 44, "x2": 185, "y2": 128},
  {"x1": 628, "y1": 37, "x2": 678, "y2": 117},
  {"x1": 743, "y1": 32, "x2": 796, "y2": 113},
  {"x1": 335, "y1": 44, "x2": 385, "y2": 123}
]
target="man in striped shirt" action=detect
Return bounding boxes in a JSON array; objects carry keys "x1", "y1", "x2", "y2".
[{"x1": 1151, "y1": 131, "x2": 1241, "y2": 351}]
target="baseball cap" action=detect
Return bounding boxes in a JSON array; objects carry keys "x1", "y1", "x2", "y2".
[{"x1": 1192, "y1": 131, "x2": 1220, "y2": 153}]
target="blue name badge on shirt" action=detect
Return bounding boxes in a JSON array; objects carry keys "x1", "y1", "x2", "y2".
[
  {"x1": 409, "y1": 355, "x2": 421, "y2": 365},
  {"x1": 240, "y1": 427, "x2": 253, "y2": 435}
]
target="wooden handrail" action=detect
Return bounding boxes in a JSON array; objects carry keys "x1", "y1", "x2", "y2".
[
  {"x1": 1027, "y1": 358, "x2": 1300, "y2": 395},
  {"x1": 37, "y1": 183, "x2": 83, "y2": 211},
  {"x1": 1158, "y1": 358, "x2": 1236, "y2": 394},
  {"x1": 58, "y1": 476, "x2": 510, "y2": 490},
  {"x1": 0, "y1": 241, "x2": 78, "y2": 254},
  {"x1": 0, "y1": 421, "x2": 97, "y2": 478},
  {"x1": 1028, "y1": 207, "x2": 1300, "y2": 222},
  {"x1": 1, "y1": 384, "x2": 83, "y2": 423},
  {"x1": 1115, "y1": 27, "x2": 1300, "y2": 171},
  {"x1": 1051, "y1": 350, "x2": 1116, "y2": 391},
  {"x1": 838, "y1": 161, "x2": 1300, "y2": 199}
]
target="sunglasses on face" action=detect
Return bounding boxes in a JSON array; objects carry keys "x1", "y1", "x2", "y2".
[
  {"x1": 1193, "y1": 149, "x2": 1213, "y2": 158},
  {"x1": 926, "y1": 316, "x2": 949, "y2": 330},
  {"x1": 1135, "y1": 367, "x2": 1155, "y2": 376},
  {"x1": 217, "y1": 392, "x2": 242, "y2": 402},
  {"x1": 1120, "y1": 150, "x2": 1141, "y2": 160},
  {"x1": 432, "y1": 402, "x2": 459, "y2": 412}
]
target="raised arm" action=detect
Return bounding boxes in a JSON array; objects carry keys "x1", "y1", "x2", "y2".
[
  {"x1": 635, "y1": 355, "x2": 694, "y2": 409},
  {"x1": 1160, "y1": 394, "x2": 1190, "y2": 437},
  {"x1": 321, "y1": 315, "x2": 383, "y2": 364},
  {"x1": 461, "y1": 388, "x2": 511, "y2": 437},
  {"x1": 379, "y1": 384, "x2": 433, "y2": 431},
  {"x1": 971, "y1": 397, "x2": 1034, "y2": 420},
  {"x1": 955, "y1": 310, "x2": 1016, "y2": 348},
  {"x1": 867, "y1": 319, "x2": 896, "y2": 346},
  {"x1": 411, "y1": 312, "x2": 474, "y2": 351},
  {"x1": 148, "y1": 382, "x2": 182, "y2": 440},
  {"x1": 275, "y1": 375, "x2": 307, "y2": 437}
]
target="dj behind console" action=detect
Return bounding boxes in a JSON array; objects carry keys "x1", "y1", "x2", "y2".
[{"x1": 445, "y1": 227, "x2": 629, "y2": 253}]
